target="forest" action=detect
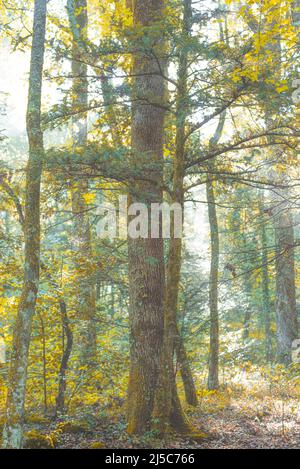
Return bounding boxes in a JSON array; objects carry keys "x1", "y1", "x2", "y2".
[{"x1": 0, "y1": 0, "x2": 299, "y2": 451}]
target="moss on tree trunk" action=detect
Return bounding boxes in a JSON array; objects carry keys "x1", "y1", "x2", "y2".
[{"x1": 3, "y1": 0, "x2": 47, "y2": 449}]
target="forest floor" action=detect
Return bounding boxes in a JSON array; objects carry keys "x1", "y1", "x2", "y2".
[
  {"x1": 12, "y1": 366, "x2": 300, "y2": 449},
  {"x1": 49, "y1": 395, "x2": 300, "y2": 449}
]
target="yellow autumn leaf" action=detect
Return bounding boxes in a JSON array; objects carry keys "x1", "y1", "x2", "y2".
[
  {"x1": 82, "y1": 193, "x2": 96, "y2": 204},
  {"x1": 276, "y1": 84, "x2": 289, "y2": 93}
]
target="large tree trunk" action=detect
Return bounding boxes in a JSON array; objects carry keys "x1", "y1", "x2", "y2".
[
  {"x1": 265, "y1": 64, "x2": 297, "y2": 366},
  {"x1": 265, "y1": 2, "x2": 298, "y2": 365},
  {"x1": 127, "y1": 0, "x2": 166, "y2": 435},
  {"x1": 271, "y1": 183, "x2": 298, "y2": 364},
  {"x1": 67, "y1": 0, "x2": 97, "y2": 366},
  {"x1": 2, "y1": 0, "x2": 47, "y2": 448}
]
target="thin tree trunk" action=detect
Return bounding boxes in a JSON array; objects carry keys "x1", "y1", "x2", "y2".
[
  {"x1": 206, "y1": 161, "x2": 220, "y2": 390},
  {"x1": 40, "y1": 261, "x2": 73, "y2": 415},
  {"x1": 127, "y1": 0, "x2": 166, "y2": 435},
  {"x1": 243, "y1": 305, "x2": 252, "y2": 340},
  {"x1": 37, "y1": 312, "x2": 48, "y2": 415},
  {"x1": 67, "y1": 0, "x2": 97, "y2": 365},
  {"x1": 242, "y1": 230, "x2": 253, "y2": 341},
  {"x1": 206, "y1": 112, "x2": 225, "y2": 390},
  {"x1": 3, "y1": 0, "x2": 47, "y2": 448},
  {"x1": 176, "y1": 334, "x2": 198, "y2": 406},
  {"x1": 99, "y1": 72, "x2": 122, "y2": 147},
  {"x1": 0, "y1": 176, "x2": 73, "y2": 416},
  {"x1": 259, "y1": 198, "x2": 272, "y2": 362},
  {"x1": 154, "y1": 0, "x2": 196, "y2": 435},
  {"x1": 55, "y1": 300, "x2": 73, "y2": 415}
]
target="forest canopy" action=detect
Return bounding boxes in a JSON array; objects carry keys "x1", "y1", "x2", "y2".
[{"x1": 0, "y1": 0, "x2": 299, "y2": 450}]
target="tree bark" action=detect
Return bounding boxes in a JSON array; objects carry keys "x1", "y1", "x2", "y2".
[
  {"x1": 176, "y1": 334, "x2": 198, "y2": 406},
  {"x1": 154, "y1": 0, "x2": 197, "y2": 435},
  {"x1": 37, "y1": 312, "x2": 48, "y2": 415},
  {"x1": 206, "y1": 161, "x2": 220, "y2": 390},
  {"x1": 55, "y1": 300, "x2": 73, "y2": 415},
  {"x1": 272, "y1": 184, "x2": 298, "y2": 364},
  {"x1": 127, "y1": 0, "x2": 166, "y2": 435},
  {"x1": 206, "y1": 111, "x2": 225, "y2": 390},
  {"x1": 259, "y1": 198, "x2": 272, "y2": 362},
  {"x1": 3, "y1": 0, "x2": 47, "y2": 448},
  {"x1": 241, "y1": 222, "x2": 253, "y2": 342},
  {"x1": 264, "y1": 1, "x2": 299, "y2": 365}
]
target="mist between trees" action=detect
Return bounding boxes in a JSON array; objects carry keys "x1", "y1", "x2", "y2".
[{"x1": 0, "y1": 0, "x2": 299, "y2": 450}]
